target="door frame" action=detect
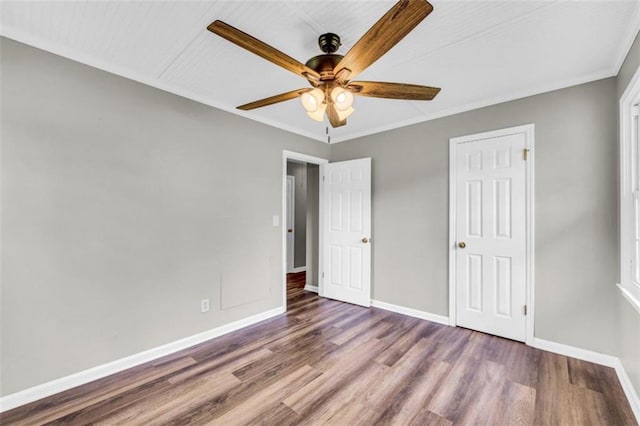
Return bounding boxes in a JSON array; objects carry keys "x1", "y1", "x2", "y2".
[
  {"x1": 282, "y1": 150, "x2": 329, "y2": 309},
  {"x1": 286, "y1": 175, "x2": 295, "y2": 273},
  {"x1": 448, "y1": 124, "x2": 535, "y2": 345}
]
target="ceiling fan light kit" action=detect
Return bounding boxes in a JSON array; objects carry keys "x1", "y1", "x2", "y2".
[
  {"x1": 207, "y1": 0, "x2": 441, "y2": 129},
  {"x1": 301, "y1": 85, "x2": 355, "y2": 122}
]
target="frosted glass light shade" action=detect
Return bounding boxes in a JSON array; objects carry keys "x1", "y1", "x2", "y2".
[
  {"x1": 301, "y1": 88, "x2": 325, "y2": 112},
  {"x1": 330, "y1": 87, "x2": 354, "y2": 111},
  {"x1": 336, "y1": 106, "x2": 354, "y2": 121},
  {"x1": 307, "y1": 103, "x2": 327, "y2": 121}
]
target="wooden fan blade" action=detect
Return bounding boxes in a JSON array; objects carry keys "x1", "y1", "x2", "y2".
[
  {"x1": 237, "y1": 88, "x2": 311, "y2": 111},
  {"x1": 327, "y1": 104, "x2": 347, "y2": 128},
  {"x1": 348, "y1": 81, "x2": 440, "y2": 100},
  {"x1": 208, "y1": 21, "x2": 321, "y2": 81},
  {"x1": 333, "y1": 0, "x2": 433, "y2": 83}
]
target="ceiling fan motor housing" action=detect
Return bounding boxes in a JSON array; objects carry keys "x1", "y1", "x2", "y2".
[
  {"x1": 305, "y1": 54, "x2": 344, "y2": 82},
  {"x1": 318, "y1": 33, "x2": 341, "y2": 54}
]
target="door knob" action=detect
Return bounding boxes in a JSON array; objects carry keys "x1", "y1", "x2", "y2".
[
  {"x1": 362, "y1": 237, "x2": 369, "y2": 243},
  {"x1": 287, "y1": 229, "x2": 293, "y2": 233},
  {"x1": 458, "y1": 242, "x2": 466, "y2": 248}
]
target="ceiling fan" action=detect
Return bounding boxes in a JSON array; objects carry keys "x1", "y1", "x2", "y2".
[{"x1": 207, "y1": 0, "x2": 440, "y2": 128}]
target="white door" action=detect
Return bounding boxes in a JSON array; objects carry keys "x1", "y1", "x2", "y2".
[
  {"x1": 454, "y1": 132, "x2": 528, "y2": 341},
  {"x1": 321, "y1": 158, "x2": 372, "y2": 307},
  {"x1": 286, "y1": 175, "x2": 295, "y2": 273}
]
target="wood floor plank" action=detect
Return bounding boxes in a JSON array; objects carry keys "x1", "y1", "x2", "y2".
[
  {"x1": 245, "y1": 402, "x2": 300, "y2": 426},
  {"x1": 295, "y1": 362, "x2": 390, "y2": 424},
  {"x1": 210, "y1": 365, "x2": 321, "y2": 425},
  {"x1": 95, "y1": 372, "x2": 241, "y2": 425},
  {"x1": 161, "y1": 345, "x2": 338, "y2": 423},
  {"x1": 426, "y1": 348, "x2": 482, "y2": 421},
  {"x1": 231, "y1": 339, "x2": 338, "y2": 386},
  {"x1": 265, "y1": 322, "x2": 343, "y2": 354},
  {"x1": 186, "y1": 314, "x2": 299, "y2": 363},
  {"x1": 325, "y1": 338, "x2": 437, "y2": 425},
  {"x1": 534, "y1": 351, "x2": 575, "y2": 426},
  {"x1": 45, "y1": 377, "x2": 174, "y2": 426},
  {"x1": 568, "y1": 357, "x2": 606, "y2": 393},
  {"x1": 425, "y1": 323, "x2": 473, "y2": 363},
  {"x1": 486, "y1": 380, "x2": 536, "y2": 426},
  {"x1": 374, "y1": 320, "x2": 431, "y2": 367},
  {"x1": 492, "y1": 336, "x2": 542, "y2": 388},
  {"x1": 375, "y1": 359, "x2": 452, "y2": 425},
  {"x1": 1, "y1": 356, "x2": 197, "y2": 425},
  {"x1": 566, "y1": 384, "x2": 612, "y2": 426},
  {"x1": 456, "y1": 359, "x2": 507, "y2": 425},
  {"x1": 308, "y1": 326, "x2": 388, "y2": 373},
  {"x1": 282, "y1": 343, "x2": 386, "y2": 415},
  {"x1": 167, "y1": 347, "x2": 274, "y2": 384},
  {"x1": 329, "y1": 310, "x2": 389, "y2": 346},
  {"x1": 408, "y1": 408, "x2": 453, "y2": 426},
  {"x1": 2, "y1": 272, "x2": 636, "y2": 426}
]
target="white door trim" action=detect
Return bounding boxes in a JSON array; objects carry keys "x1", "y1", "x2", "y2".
[
  {"x1": 448, "y1": 124, "x2": 535, "y2": 345},
  {"x1": 282, "y1": 150, "x2": 329, "y2": 309},
  {"x1": 286, "y1": 175, "x2": 295, "y2": 273}
]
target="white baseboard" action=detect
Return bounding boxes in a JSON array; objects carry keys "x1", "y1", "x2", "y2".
[
  {"x1": 613, "y1": 358, "x2": 640, "y2": 422},
  {"x1": 0, "y1": 306, "x2": 285, "y2": 413},
  {"x1": 531, "y1": 337, "x2": 639, "y2": 422},
  {"x1": 531, "y1": 337, "x2": 619, "y2": 367},
  {"x1": 304, "y1": 284, "x2": 318, "y2": 293},
  {"x1": 289, "y1": 266, "x2": 306, "y2": 273},
  {"x1": 371, "y1": 299, "x2": 450, "y2": 326}
]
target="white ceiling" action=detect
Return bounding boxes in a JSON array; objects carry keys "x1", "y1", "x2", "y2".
[{"x1": 2, "y1": 1, "x2": 639, "y2": 143}]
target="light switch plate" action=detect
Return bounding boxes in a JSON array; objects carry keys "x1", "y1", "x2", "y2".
[
  {"x1": 200, "y1": 299, "x2": 210, "y2": 313},
  {"x1": 272, "y1": 215, "x2": 280, "y2": 227}
]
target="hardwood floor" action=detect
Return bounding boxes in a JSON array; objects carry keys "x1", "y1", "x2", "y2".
[{"x1": 2, "y1": 272, "x2": 635, "y2": 425}]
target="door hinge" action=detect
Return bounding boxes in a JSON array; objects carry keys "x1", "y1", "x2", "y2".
[
  {"x1": 322, "y1": 272, "x2": 325, "y2": 278},
  {"x1": 523, "y1": 305, "x2": 528, "y2": 316},
  {"x1": 524, "y1": 148, "x2": 530, "y2": 161},
  {"x1": 322, "y1": 175, "x2": 325, "y2": 182},
  {"x1": 632, "y1": 104, "x2": 639, "y2": 117}
]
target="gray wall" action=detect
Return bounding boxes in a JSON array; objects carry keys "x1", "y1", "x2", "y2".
[
  {"x1": 616, "y1": 29, "x2": 640, "y2": 396},
  {"x1": 0, "y1": 37, "x2": 330, "y2": 396},
  {"x1": 306, "y1": 164, "x2": 320, "y2": 286},
  {"x1": 332, "y1": 77, "x2": 619, "y2": 356},
  {"x1": 286, "y1": 161, "x2": 307, "y2": 269}
]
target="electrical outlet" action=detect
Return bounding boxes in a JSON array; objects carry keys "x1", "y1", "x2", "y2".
[{"x1": 200, "y1": 298, "x2": 210, "y2": 313}]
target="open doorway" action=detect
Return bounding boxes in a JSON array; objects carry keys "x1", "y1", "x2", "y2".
[
  {"x1": 285, "y1": 160, "x2": 320, "y2": 304},
  {"x1": 282, "y1": 151, "x2": 328, "y2": 310},
  {"x1": 282, "y1": 151, "x2": 372, "y2": 310}
]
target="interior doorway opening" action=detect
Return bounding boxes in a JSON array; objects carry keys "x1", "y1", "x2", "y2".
[
  {"x1": 282, "y1": 151, "x2": 328, "y2": 310},
  {"x1": 286, "y1": 160, "x2": 319, "y2": 276}
]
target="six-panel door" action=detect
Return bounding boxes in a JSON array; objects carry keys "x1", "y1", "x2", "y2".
[
  {"x1": 322, "y1": 158, "x2": 372, "y2": 307},
  {"x1": 455, "y1": 134, "x2": 527, "y2": 341}
]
